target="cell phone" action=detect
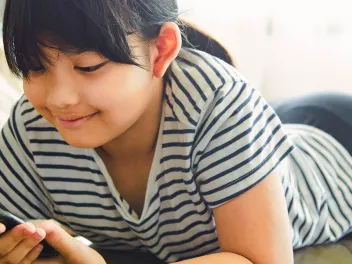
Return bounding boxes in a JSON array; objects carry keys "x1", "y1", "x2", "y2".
[{"x1": 0, "y1": 208, "x2": 59, "y2": 258}]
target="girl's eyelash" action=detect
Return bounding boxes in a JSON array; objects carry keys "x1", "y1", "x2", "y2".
[
  {"x1": 29, "y1": 61, "x2": 109, "y2": 74},
  {"x1": 30, "y1": 66, "x2": 46, "y2": 73},
  {"x1": 75, "y1": 61, "x2": 109, "y2": 72}
]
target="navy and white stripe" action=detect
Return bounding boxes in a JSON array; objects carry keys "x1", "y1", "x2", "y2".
[
  {"x1": 281, "y1": 124, "x2": 352, "y2": 248},
  {"x1": 1, "y1": 48, "x2": 350, "y2": 262}
]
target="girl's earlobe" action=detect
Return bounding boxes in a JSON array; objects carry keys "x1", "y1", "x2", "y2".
[{"x1": 152, "y1": 22, "x2": 182, "y2": 78}]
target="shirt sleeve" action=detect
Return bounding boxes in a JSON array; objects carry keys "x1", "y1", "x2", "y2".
[
  {"x1": 193, "y1": 81, "x2": 294, "y2": 209},
  {"x1": 0, "y1": 98, "x2": 53, "y2": 220}
]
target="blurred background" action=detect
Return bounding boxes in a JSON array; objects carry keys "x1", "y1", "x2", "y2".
[
  {"x1": 178, "y1": 0, "x2": 352, "y2": 99},
  {"x1": 0, "y1": 0, "x2": 351, "y2": 105}
]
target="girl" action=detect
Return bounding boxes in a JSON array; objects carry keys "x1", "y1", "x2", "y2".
[{"x1": 0, "y1": 0, "x2": 351, "y2": 264}]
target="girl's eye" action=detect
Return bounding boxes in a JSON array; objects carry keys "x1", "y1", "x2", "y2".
[
  {"x1": 28, "y1": 66, "x2": 46, "y2": 76},
  {"x1": 30, "y1": 66, "x2": 46, "y2": 73},
  {"x1": 75, "y1": 61, "x2": 109, "y2": 72}
]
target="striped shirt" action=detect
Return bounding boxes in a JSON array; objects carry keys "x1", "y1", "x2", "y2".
[
  {"x1": 0, "y1": 48, "x2": 351, "y2": 262},
  {"x1": 280, "y1": 124, "x2": 352, "y2": 248}
]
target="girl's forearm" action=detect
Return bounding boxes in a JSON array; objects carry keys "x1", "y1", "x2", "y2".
[
  {"x1": 93, "y1": 246, "x2": 253, "y2": 264},
  {"x1": 173, "y1": 252, "x2": 254, "y2": 264}
]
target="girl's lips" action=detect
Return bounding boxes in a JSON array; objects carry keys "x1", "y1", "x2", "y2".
[{"x1": 57, "y1": 113, "x2": 98, "y2": 129}]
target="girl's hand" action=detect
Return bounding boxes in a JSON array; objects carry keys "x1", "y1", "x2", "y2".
[
  {"x1": 0, "y1": 222, "x2": 46, "y2": 264},
  {"x1": 33, "y1": 255, "x2": 65, "y2": 264},
  {"x1": 34, "y1": 220, "x2": 106, "y2": 264}
]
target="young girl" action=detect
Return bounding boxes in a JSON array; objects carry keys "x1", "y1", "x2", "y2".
[{"x1": 0, "y1": 1, "x2": 351, "y2": 264}]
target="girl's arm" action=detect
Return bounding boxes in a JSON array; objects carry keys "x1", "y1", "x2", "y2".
[
  {"x1": 173, "y1": 170, "x2": 294, "y2": 264},
  {"x1": 174, "y1": 252, "x2": 253, "y2": 264},
  {"x1": 0, "y1": 98, "x2": 53, "y2": 221}
]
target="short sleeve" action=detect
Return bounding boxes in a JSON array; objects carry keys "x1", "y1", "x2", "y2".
[
  {"x1": 193, "y1": 81, "x2": 294, "y2": 209},
  {"x1": 0, "y1": 98, "x2": 53, "y2": 220}
]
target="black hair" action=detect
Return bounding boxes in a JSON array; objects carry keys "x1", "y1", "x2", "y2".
[
  {"x1": 2, "y1": 0, "x2": 179, "y2": 79},
  {"x1": 182, "y1": 21, "x2": 234, "y2": 66}
]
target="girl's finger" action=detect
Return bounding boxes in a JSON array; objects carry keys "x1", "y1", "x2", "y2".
[
  {"x1": 7, "y1": 228, "x2": 46, "y2": 263},
  {"x1": 21, "y1": 244, "x2": 43, "y2": 264},
  {"x1": 4, "y1": 228, "x2": 45, "y2": 264},
  {"x1": 0, "y1": 223, "x2": 6, "y2": 234},
  {"x1": 0, "y1": 223, "x2": 36, "y2": 258},
  {"x1": 39, "y1": 220, "x2": 78, "y2": 259}
]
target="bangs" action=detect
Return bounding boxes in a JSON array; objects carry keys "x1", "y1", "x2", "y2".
[{"x1": 3, "y1": 0, "x2": 138, "y2": 78}]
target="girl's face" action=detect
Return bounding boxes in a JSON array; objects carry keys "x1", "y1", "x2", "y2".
[{"x1": 24, "y1": 39, "x2": 159, "y2": 149}]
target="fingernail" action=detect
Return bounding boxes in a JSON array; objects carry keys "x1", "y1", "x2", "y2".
[
  {"x1": 35, "y1": 244, "x2": 44, "y2": 253},
  {"x1": 35, "y1": 228, "x2": 46, "y2": 238},
  {"x1": 23, "y1": 223, "x2": 36, "y2": 236},
  {"x1": 0, "y1": 223, "x2": 6, "y2": 233}
]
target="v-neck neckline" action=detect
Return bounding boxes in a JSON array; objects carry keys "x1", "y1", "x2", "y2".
[{"x1": 91, "y1": 105, "x2": 165, "y2": 224}]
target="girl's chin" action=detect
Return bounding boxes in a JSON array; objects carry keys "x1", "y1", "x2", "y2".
[{"x1": 59, "y1": 133, "x2": 107, "y2": 149}]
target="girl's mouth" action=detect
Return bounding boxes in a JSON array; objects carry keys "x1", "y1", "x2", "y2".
[{"x1": 56, "y1": 112, "x2": 98, "y2": 129}]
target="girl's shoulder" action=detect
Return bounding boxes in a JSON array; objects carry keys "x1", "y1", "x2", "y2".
[
  {"x1": 11, "y1": 95, "x2": 60, "y2": 138},
  {"x1": 5, "y1": 95, "x2": 92, "y2": 161},
  {"x1": 164, "y1": 48, "x2": 252, "y2": 128},
  {"x1": 173, "y1": 48, "x2": 247, "y2": 88}
]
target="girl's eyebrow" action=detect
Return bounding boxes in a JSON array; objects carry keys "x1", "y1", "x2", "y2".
[
  {"x1": 66, "y1": 51, "x2": 86, "y2": 56},
  {"x1": 66, "y1": 51, "x2": 99, "y2": 57}
]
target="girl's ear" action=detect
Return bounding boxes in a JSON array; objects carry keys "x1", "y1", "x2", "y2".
[{"x1": 151, "y1": 22, "x2": 182, "y2": 78}]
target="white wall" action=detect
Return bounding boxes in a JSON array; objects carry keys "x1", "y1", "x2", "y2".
[{"x1": 179, "y1": 0, "x2": 352, "y2": 99}]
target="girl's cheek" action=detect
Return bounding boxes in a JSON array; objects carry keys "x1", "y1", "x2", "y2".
[{"x1": 23, "y1": 79, "x2": 47, "y2": 109}]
